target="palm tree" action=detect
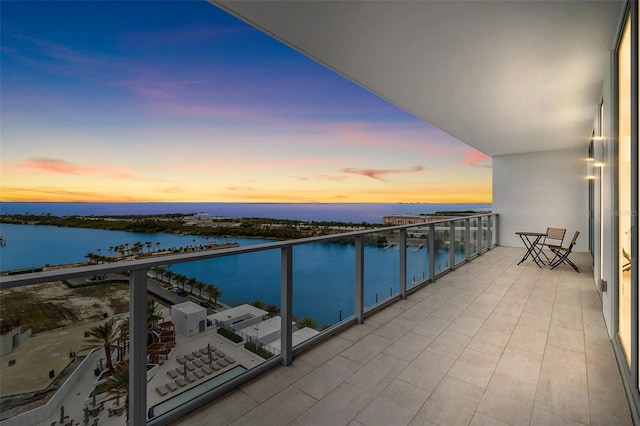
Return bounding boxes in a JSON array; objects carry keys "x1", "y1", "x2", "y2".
[
  {"x1": 176, "y1": 274, "x2": 187, "y2": 290},
  {"x1": 104, "y1": 362, "x2": 129, "y2": 421},
  {"x1": 82, "y1": 319, "x2": 120, "y2": 373},
  {"x1": 297, "y1": 317, "x2": 318, "y2": 330},
  {"x1": 206, "y1": 285, "x2": 222, "y2": 306},
  {"x1": 250, "y1": 300, "x2": 266, "y2": 310},
  {"x1": 164, "y1": 270, "x2": 174, "y2": 286},
  {"x1": 187, "y1": 278, "x2": 197, "y2": 295},
  {"x1": 265, "y1": 304, "x2": 280, "y2": 318},
  {"x1": 193, "y1": 280, "x2": 206, "y2": 297}
]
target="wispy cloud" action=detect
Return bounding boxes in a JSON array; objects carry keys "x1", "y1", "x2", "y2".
[
  {"x1": 341, "y1": 166, "x2": 425, "y2": 182},
  {"x1": 458, "y1": 147, "x2": 492, "y2": 168},
  {"x1": 17, "y1": 158, "x2": 168, "y2": 182}
]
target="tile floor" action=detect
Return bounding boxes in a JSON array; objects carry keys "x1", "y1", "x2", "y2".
[{"x1": 172, "y1": 246, "x2": 633, "y2": 426}]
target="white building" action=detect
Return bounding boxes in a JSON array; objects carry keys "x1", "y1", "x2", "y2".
[{"x1": 170, "y1": 301, "x2": 207, "y2": 337}]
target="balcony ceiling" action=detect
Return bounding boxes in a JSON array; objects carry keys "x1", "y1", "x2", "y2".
[{"x1": 211, "y1": 0, "x2": 624, "y2": 157}]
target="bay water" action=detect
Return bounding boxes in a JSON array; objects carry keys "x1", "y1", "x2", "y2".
[{"x1": 0, "y1": 203, "x2": 479, "y2": 325}]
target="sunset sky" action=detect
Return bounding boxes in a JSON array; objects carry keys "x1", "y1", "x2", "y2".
[{"x1": 1, "y1": 1, "x2": 491, "y2": 204}]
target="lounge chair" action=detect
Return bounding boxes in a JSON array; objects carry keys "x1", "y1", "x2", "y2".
[
  {"x1": 156, "y1": 385, "x2": 169, "y2": 396},
  {"x1": 194, "y1": 369, "x2": 206, "y2": 379},
  {"x1": 175, "y1": 377, "x2": 188, "y2": 387},
  {"x1": 167, "y1": 369, "x2": 179, "y2": 379},
  {"x1": 166, "y1": 382, "x2": 178, "y2": 392}
]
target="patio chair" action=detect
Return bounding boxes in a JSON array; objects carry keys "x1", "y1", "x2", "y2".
[
  {"x1": 548, "y1": 231, "x2": 580, "y2": 272},
  {"x1": 538, "y1": 227, "x2": 566, "y2": 262}
]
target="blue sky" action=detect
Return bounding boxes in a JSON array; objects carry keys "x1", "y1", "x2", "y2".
[{"x1": 1, "y1": 1, "x2": 491, "y2": 203}]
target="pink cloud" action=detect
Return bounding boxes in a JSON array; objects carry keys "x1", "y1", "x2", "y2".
[
  {"x1": 17, "y1": 158, "x2": 168, "y2": 182},
  {"x1": 341, "y1": 166, "x2": 425, "y2": 182},
  {"x1": 459, "y1": 147, "x2": 492, "y2": 168}
]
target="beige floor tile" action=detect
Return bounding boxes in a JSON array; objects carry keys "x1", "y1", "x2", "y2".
[
  {"x1": 173, "y1": 389, "x2": 258, "y2": 426},
  {"x1": 469, "y1": 412, "x2": 509, "y2": 426},
  {"x1": 340, "y1": 333, "x2": 393, "y2": 364},
  {"x1": 410, "y1": 315, "x2": 452, "y2": 339},
  {"x1": 418, "y1": 376, "x2": 484, "y2": 425},
  {"x1": 339, "y1": 319, "x2": 383, "y2": 342},
  {"x1": 462, "y1": 301, "x2": 497, "y2": 321},
  {"x1": 550, "y1": 310, "x2": 584, "y2": 332},
  {"x1": 468, "y1": 328, "x2": 510, "y2": 356},
  {"x1": 547, "y1": 325, "x2": 585, "y2": 352},
  {"x1": 297, "y1": 335, "x2": 354, "y2": 367},
  {"x1": 356, "y1": 379, "x2": 431, "y2": 426},
  {"x1": 477, "y1": 373, "x2": 536, "y2": 426},
  {"x1": 239, "y1": 359, "x2": 314, "y2": 404},
  {"x1": 446, "y1": 313, "x2": 485, "y2": 337},
  {"x1": 408, "y1": 414, "x2": 439, "y2": 426},
  {"x1": 447, "y1": 348, "x2": 500, "y2": 389},
  {"x1": 516, "y1": 311, "x2": 551, "y2": 334},
  {"x1": 534, "y1": 370, "x2": 589, "y2": 424},
  {"x1": 346, "y1": 352, "x2": 408, "y2": 395},
  {"x1": 587, "y1": 364, "x2": 631, "y2": 412},
  {"x1": 482, "y1": 312, "x2": 519, "y2": 335},
  {"x1": 398, "y1": 350, "x2": 455, "y2": 392},
  {"x1": 507, "y1": 325, "x2": 547, "y2": 354},
  {"x1": 290, "y1": 382, "x2": 374, "y2": 426},
  {"x1": 228, "y1": 386, "x2": 317, "y2": 426},
  {"x1": 373, "y1": 317, "x2": 418, "y2": 341},
  {"x1": 529, "y1": 408, "x2": 584, "y2": 425},
  {"x1": 541, "y1": 343, "x2": 586, "y2": 380},
  {"x1": 368, "y1": 306, "x2": 404, "y2": 323},
  {"x1": 589, "y1": 401, "x2": 634, "y2": 426},
  {"x1": 294, "y1": 355, "x2": 362, "y2": 400},
  {"x1": 383, "y1": 332, "x2": 433, "y2": 362},
  {"x1": 431, "y1": 299, "x2": 471, "y2": 321},
  {"x1": 426, "y1": 329, "x2": 472, "y2": 360},
  {"x1": 494, "y1": 346, "x2": 542, "y2": 384}
]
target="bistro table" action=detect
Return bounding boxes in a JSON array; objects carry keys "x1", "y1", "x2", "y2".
[{"x1": 515, "y1": 231, "x2": 547, "y2": 267}]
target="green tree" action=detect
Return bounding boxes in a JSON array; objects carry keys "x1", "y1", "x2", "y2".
[
  {"x1": 194, "y1": 280, "x2": 206, "y2": 297},
  {"x1": 206, "y1": 285, "x2": 222, "y2": 306},
  {"x1": 265, "y1": 304, "x2": 280, "y2": 318},
  {"x1": 83, "y1": 319, "x2": 120, "y2": 373},
  {"x1": 104, "y1": 363, "x2": 129, "y2": 421},
  {"x1": 297, "y1": 317, "x2": 318, "y2": 330}
]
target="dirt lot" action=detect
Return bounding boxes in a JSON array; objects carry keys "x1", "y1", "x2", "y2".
[{"x1": 0, "y1": 281, "x2": 130, "y2": 333}]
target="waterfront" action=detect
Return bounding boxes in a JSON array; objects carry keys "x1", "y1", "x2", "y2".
[
  {"x1": 0, "y1": 202, "x2": 491, "y2": 223},
  {"x1": 0, "y1": 223, "x2": 458, "y2": 326}
]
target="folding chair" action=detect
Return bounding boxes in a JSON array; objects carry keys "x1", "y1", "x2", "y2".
[
  {"x1": 548, "y1": 231, "x2": 580, "y2": 272},
  {"x1": 537, "y1": 227, "x2": 566, "y2": 263}
]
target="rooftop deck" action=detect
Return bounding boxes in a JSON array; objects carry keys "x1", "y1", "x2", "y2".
[{"x1": 173, "y1": 246, "x2": 632, "y2": 426}]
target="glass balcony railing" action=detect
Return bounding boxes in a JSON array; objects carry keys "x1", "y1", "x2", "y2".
[{"x1": 0, "y1": 213, "x2": 497, "y2": 426}]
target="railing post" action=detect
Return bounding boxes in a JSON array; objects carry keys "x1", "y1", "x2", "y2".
[
  {"x1": 428, "y1": 224, "x2": 435, "y2": 281},
  {"x1": 487, "y1": 216, "x2": 493, "y2": 250},
  {"x1": 281, "y1": 246, "x2": 293, "y2": 366},
  {"x1": 449, "y1": 221, "x2": 456, "y2": 271},
  {"x1": 399, "y1": 229, "x2": 407, "y2": 298},
  {"x1": 465, "y1": 218, "x2": 471, "y2": 261},
  {"x1": 355, "y1": 236, "x2": 364, "y2": 324},
  {"x1": 129, "y1": 268, "x2": 148, "y2": 426},
  {"x1": 494, "y1": 214, "x2": 500, "y2": 246}
]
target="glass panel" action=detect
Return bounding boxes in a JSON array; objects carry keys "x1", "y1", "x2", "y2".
[
  {"x1": 293, "y1": 241, "x2": 355, "y2": 329},
  {"x1": 469, "y1": 218, "x2": 479, "y2": 257},
  {"x1": 434, "y1": 222, "x2": 451, "y2": 275},
  {"x1": 454, "y1": 219, "x2": 467, "y2": 265},
  {"x1": 0, "y1": 274, "x2": 130, "y2": 424},
  {"x1": 148, "y1": 249, "x2": 281, "y2": 419},
  {"x1": 365, "y1": 230, "x2": 399, "y2": 308},
  {"x1": 618, "y1": 15, "x2": 632, "y2": 366},
  {"x1": 406, "y1": 225, "x2": 430, "y2": 288}
]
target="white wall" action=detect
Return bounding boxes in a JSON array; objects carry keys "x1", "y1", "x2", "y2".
[{"x1": 493, "y1": 148, "x2": 589, "y2": 252}]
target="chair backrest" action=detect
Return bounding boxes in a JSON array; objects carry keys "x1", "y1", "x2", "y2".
[
  {"x1": 542, "y1": 227, "x2": 566, "y2": 246},
  {"x1": 567, "y1": 231, "x2": 579, "y2": 248}
]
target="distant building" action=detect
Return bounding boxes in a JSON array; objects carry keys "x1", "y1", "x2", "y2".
[{"x1": 382, "y1": 214, "x2": 451, "y2": 225}]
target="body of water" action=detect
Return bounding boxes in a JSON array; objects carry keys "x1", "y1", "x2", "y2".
[
  {"x1": 0, "y1": 202, "x2": 477, "y2": 325},
  {"x1": 0, "y1": 202, "x2": 490, "y2": 223}
]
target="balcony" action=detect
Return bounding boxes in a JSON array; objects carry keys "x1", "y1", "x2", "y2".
[{"x1": 0, "y1": 214, "x2": 631, "y2": 425}]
